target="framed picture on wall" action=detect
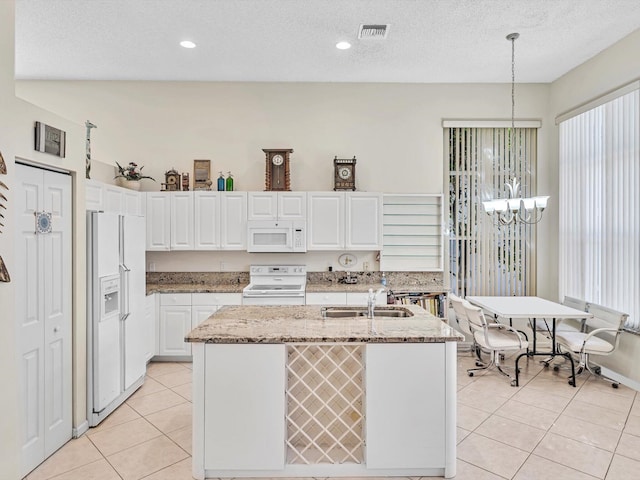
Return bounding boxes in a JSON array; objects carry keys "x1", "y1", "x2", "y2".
[{"x1": 35, "y1": 121, "x2": 66, "y2": 158}]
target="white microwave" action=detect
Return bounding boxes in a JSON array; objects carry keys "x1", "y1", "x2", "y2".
[{"x1": 247, "y1": 220, "x2": 307, "y2": 253}]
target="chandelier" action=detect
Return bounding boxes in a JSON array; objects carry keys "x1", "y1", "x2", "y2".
[{"x1": 483, "y1": 33, "x2": 549, "y2": 225}]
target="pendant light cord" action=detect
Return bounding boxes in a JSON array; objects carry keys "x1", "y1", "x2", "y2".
[{"x1": 507, "y1": 32, "x2": 519, "y2": 164}]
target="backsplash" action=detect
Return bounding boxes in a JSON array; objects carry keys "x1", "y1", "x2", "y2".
[
  {"x1": 146, "y1": 270, "x2": 445, "y2": 290},
  {"x1": 307, "y1": 271, "x2": 445, "y2": 290},
  {"x1": 146, "y1": 271, "x2": 249, "y2": 285}
]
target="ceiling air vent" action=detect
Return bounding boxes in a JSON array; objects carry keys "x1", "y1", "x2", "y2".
[{"x1": 358, "y1": 24, "x2": 390, "y2": 39}]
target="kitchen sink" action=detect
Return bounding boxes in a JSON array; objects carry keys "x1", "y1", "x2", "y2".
[{"x1": 321, "y1": 307, "x2": 414, "y2": 318}]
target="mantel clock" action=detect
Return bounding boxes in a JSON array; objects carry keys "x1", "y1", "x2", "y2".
[{"x1": 333, "y1": 156, "x2": 356, "y2": 191}]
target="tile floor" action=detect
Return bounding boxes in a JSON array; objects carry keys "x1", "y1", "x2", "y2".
[{"x1": 25, "y1": 352, "x2": 640, "y2": 480}]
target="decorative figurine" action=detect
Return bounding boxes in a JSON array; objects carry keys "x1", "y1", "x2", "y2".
[
  {"x1": 182, "y1": 172, "x2": 190, "y2": 191},
  {"x1": 85, "y1": 120, "x2": 97, "y2": 179}
]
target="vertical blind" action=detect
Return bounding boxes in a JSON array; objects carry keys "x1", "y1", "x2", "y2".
[
  {"x1": 447, "y1": 127, "x2": 537, "y2": 297},
  {"x1": 559, "y1": 88, "x2": 640, "y2": 330}
]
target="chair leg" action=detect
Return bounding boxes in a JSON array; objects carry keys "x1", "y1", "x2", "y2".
[{"x1": 583, "y1": 353, "x2": 620, "y2": 389}]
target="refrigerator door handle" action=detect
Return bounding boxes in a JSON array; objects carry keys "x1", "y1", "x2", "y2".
[{"x1": 120, "y1": 264, "x2": 131, "y2": 321}]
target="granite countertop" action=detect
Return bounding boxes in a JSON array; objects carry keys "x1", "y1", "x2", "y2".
[{"x1": 185, "y1": 305, "x2": 463, "y2": 344}]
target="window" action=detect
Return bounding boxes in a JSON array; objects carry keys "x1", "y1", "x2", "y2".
[
  {"x1": 447, "y1": 126, "x2": 538, "y2": 297},
  {"x1": 558, "y1": 86, "x2": 640, "y2": 330}
]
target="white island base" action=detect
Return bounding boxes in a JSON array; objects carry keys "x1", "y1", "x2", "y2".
[{"x1": 192, "y1": 341, "x2": 457, "y2": 479}]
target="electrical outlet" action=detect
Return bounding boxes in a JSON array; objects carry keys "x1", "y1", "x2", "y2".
[
  {"x1": 220, "y1": 261, "x2": 225, "y2": 271},
  {"x1": 363, "y1": 262, "x2": 369, "y2": 271},
  {"x1": 149, "y1": 262, "x2": 156, "y2": 272}
]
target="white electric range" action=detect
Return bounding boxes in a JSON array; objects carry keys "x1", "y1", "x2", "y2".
[{"x1": 242, "y1": 265, "x2": 307, "y2": 305}]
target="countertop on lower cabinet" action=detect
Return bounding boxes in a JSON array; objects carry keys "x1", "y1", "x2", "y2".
[{"x1": 185, "y1": 304, "x2": 462, "y2": 344}]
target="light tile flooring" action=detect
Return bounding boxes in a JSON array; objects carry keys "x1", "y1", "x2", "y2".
[{"x1": 26, "y1": 353, "x2": 640, "y2": 480}]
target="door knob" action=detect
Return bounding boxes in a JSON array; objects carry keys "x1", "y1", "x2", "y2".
[{"x1": 53, "y1": 326, "x2": 60, "y2": 333}]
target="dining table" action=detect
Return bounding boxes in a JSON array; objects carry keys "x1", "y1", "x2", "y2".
[{"x1": 465, "y1": 296, "x2": 593, "y2": 387}]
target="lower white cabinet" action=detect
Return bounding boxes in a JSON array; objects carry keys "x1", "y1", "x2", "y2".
[
  {"x1": 144, "y1": 294, "x2": 157, "y2": 362},
  {"x1": 365, "y1": 343, "x2": 446, "y2": 468},
  {"x1": 305, "y1": 291, "x2": 386, "y2": 306},
  {"x1": 202, "y1": 344, "x2": 286, "y2": 470},
  {"x1": 156, "y1": 292, "x2": 242, "y2": 359}
]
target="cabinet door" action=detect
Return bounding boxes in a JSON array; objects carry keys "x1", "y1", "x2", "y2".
[
  {"x1": 204, "y1": 344, "x2": 286, "y2": 470},
  {"x1": 346, "y1": 291, "x2": 386, "y2": 306},
  {"x1": 123, "y1": 190, "x2": 142, "y2": 216},
  {"x1": 305, "y1": 292, "x2": 347, "y2": 305},
  {"x1": 220, "y1": 192, "x2": 247, "y2": 250},
  {"x1": 146, "y1": 193, "x2": 171, "y2": 251},
  {"x1": 278, "y1": 192, "x2": 306, "y2": 220},
  {"x1": 170, "y1": 192, "x2": 194, "y2": 250},
  {"x1": 158, "y1": 306, "x2": 192, "y2": 356},
  {"x1": 307, "y1": 192, "x2": 344, "y2": 250},
  {"x1": 85, "y1": 179, "x2": 104, "y2": 211},
  {"x1": 144, "y1": 294, "x2": 157, "y2": 362},
  {"x1": 247, "y1": 192, "x2": 277, "y2": 220},
  {"x1": 365, "y1": 343, "x2": 445, "y2": 468},
  {"x1": 192, "y1": 305, "x2": 220, "y2": 328},
  {"x1": 103, "y1": 185, "x2": 124, "y2": 214},
  {"x1": 346, "y1": 192, "x2": 382, "y2": 250},
  {"x1": 194, "y1": 191, "x2": 220, "y2": 250}
]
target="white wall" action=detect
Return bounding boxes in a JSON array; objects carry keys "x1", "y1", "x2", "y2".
[
  {"x1": 0, "y1": 2, "x2": 87, "y2": 476},
  {"x1": 16, "y1": 80, "x2": 554, "y2": 275}
]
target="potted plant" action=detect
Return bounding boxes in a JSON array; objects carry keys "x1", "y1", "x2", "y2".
[{"x1": 114, "y1": 162, "x2": 155, "y2": 190}]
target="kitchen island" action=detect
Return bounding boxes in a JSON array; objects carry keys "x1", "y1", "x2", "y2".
[{"x1": 185, "y1": 305, "x2": 463, "y2": 479}]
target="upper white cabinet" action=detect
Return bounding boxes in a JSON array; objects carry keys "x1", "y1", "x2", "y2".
[
  {"x1": 345, "y1": 192, "x2": 383, "y2": 250},
  {"x1": 307, "y1": 192, "x2": 382, "y2": 251},
  {"x1": 380, "y1": 194, "x2": 444, "y2": 271},
  {"x1": 170, "y1": 192, "x2": 195, "y2": 250},
  {"x1": 220, "y1": 192, "x2": 247, "y2": 250},
  {"x1": 86, "y1": 179, "x2": 144, "y2": 215},
  {"x1": 194, "y1": 191, "x2": 220, "y2": 250},
  {"x1": 248, "y1": 192, "x2": 306, "y2": 221},
  {"x1": 146, "y1": 193, "x2": 171, "y2": 251},
  {"x1": 147, "y1": 191, "x2": 247, "y2": 251}
]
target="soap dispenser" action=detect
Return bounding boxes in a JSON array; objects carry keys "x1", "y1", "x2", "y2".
[
  {"x1": 217, "y1": 172, "x2": 225, "y2": 191},
  {"x1": 225, "y1": 171, "x2": 234, "y2": 191},
  {"x1": 381, "y1": 272, "x2": 387, "y2": 287}
]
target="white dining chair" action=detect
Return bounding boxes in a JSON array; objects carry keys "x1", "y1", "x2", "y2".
[
  {"x1": 464, "y1": 301, "x2": 528, "y2": 386},
  {"x1": 449, "y1": 293, "x2": 484, "y2": 365},
  {"x1": 555, "y1": 303, "x2": 627, "y2": 388}
]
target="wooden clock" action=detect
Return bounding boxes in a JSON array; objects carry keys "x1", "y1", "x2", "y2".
[
  {"x1": 333, "y1": 156, "x2": 357, "y2": 191},
  {"x1": 263, "y1": 148, "x2": 293, "y2": 191},
  {"x1": 162, "y1": 168, "x2": 181, "y2": 191}
]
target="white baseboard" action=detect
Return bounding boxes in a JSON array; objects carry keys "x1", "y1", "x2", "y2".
[
  {"x1": 73, "y1": 420, "x2": 89, "y2": 438},
  {"x1": 600, "y1": 367, "x2": 640, "y2": 391}
]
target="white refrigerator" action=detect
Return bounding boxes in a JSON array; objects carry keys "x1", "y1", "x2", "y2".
[{"x1": 87, "y1": 212, "x2": 147, "y2": 426}]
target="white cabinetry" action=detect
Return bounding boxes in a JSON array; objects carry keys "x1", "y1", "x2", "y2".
[
  {"x1": 194, "y1": 191, "x2": 220, "y2": 250},
  {"x1": 86, "y1": 178, "x2": 144, "y2": 215},
  {"x1": 381, "y1": 194, "x2": 444, "y2": 271},
  {"x1": 305, "y1": 292, "x2": 348, "y2": 305},
  {"x1": 156, "y1": 292, "x2": 242, "y2": 359},
  {"x1": 365, "y1": 343, "x2": 446, "y2": 468},
  {"x1": 220, "y1": 192, "x2": 247, "y2": 250},
  {"x1": 345, "y1": 192, "x2": 383, "y2": 250},
  {"x1": 158, "y1": 294, "x2": 192, "y2": 357},
  {"x1": 307, "y1": 192, "x2": 382, "y2": 250},
  {"x1": 144, "y1": 294, "x2": 157, "y2": 362},
  {"x1": 191, "y1": 293, "x2": 243, "y2": 327},
  {"x1": 200, "y1": 344, "x2": 286, "y2": 470},
  {"x1": 248, "y1": 192, "x2": 306, "y2": 221},
  {"x1": 170, "y1": 192, "x2": 194, "y2": 250},
  {"x1": 346, "y1": 291, "x2": 386, "y2": 306},
  {"x1": 146, "y1": 193, "x2": 171, "y2": 251}
]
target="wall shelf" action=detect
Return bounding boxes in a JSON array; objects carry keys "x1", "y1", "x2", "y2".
[{"x1": 380, "y1": 194, "x2": 444, "y2": 272}]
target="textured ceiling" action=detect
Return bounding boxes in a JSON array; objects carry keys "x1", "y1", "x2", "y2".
[{"x1": 14, "y1": 0, "x2": 640, "y2": 83}]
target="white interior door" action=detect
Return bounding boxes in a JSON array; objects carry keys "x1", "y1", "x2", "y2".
[
  {"x1": 16, "y1": 164, "x2": 72, "y2": 476},
  {"x1": 122, "y1": 215, "x2": 147, "y2": 389}
]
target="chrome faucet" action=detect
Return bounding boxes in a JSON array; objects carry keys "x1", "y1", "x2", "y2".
[{"x1": 367, "y1": 287, "x2": 386, "y2": 318}]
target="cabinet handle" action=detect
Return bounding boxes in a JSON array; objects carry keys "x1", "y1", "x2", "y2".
[{"x1": 53, "y1": 326, "x2": 60, "y2": 333}]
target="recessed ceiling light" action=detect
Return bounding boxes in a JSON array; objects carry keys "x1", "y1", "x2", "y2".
[
  {"x1": 180, "y1": 40, "x2": 196, "y2": 49},
  {"x1": 336, "y1": 41, "x2": 351, "y2": 50}
]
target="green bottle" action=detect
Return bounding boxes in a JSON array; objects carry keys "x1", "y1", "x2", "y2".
[{"x1": 225, "y1": 171, "x2": 234, "y2": 191}]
